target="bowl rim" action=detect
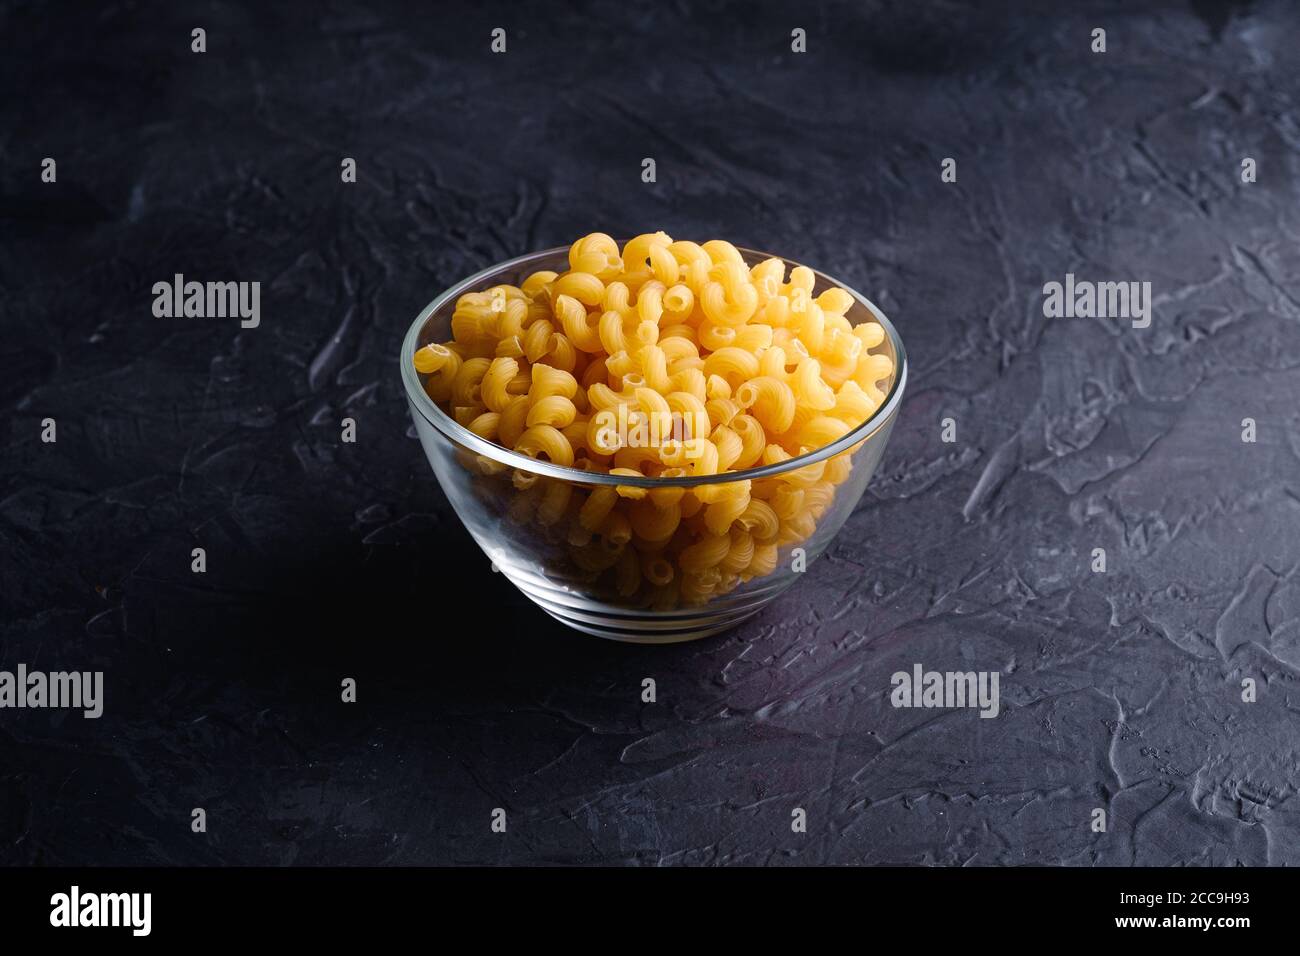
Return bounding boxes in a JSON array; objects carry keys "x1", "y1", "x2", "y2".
[{"x1": 400, "y1": 245, "x2": 908, "y2": 488}]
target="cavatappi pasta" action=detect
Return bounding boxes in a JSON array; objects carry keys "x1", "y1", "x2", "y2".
[{"x1": 415, "y1": 232, "x2": 894, "y2": 608}]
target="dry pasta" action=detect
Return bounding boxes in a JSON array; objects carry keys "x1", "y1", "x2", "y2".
[{"x1": 415, "y1": 231, "x2": 895, "y2": 607}]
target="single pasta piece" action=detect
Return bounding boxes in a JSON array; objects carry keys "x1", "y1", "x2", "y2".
[
  {"x1": 629, "y1": 498, "x2": 681, "y2": 543},
  {"x1": 679, "y1": 533, "x2": 732, "y2": 574},
  {"x1": 720, "y1": 528, "x2": 756, "y2": 574},
  {"x1": 730, "y1": 415, "x2": 766, "y2": 469},
  {"x1": 578, "y1": 486, "x2": 619, "y2": 532},
  {"x1": 703, "y1": 494, "x2": 749, "y2": 535},
  {"x1": 451, "y1": 357, "x2": 491, "y2": 406},
  {"x1": 526, "y1": 395, "x2": 578, "y2": 429},
  {"x1": 703, "y1": 346, "x2": 761, "y2": 386},
  {"x1": 735, "y1": 376, "x2": 796, "y2": 434},
  {"x1": 414, "y1": 343, "x2": 453, "y2": 374},
  {"x1": 515, "y1": 425, "x2": 575, "y2": 467},
  {"x1": 641, "y1": 551, "x2": 675, "y2": 586},
  {"x1": 553, "y1": 272, "x2": 605, "y2": 307},
  {"x1": 736, "y1": 498, "x2": 780, "y2": 541},
  {"x1": 795, "y1": 414, "x2": 851, "y2": 450},
  {"x1": 467, "y1": 411, "x2": 501, "y2": 440},
  {"x1": 480, "y1": 357, "x2": 519, "y2": 412},
  {"x1": 792, "y1": 358, "x2": 837, "y2": 411},
  {"x1": 537, "y1": 481, "x2": 573, "y2": 526}
]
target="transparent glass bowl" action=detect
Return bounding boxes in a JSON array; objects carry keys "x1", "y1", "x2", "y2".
[{"x1": 400, "y1": 247, "x2": 908, "y2": 643}]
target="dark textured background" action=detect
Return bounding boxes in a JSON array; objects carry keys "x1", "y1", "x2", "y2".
[{"x1": 2, "y1": 0, "x2": 1299, "y2": 866}]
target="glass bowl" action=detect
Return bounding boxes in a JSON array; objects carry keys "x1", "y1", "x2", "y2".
[{"x1": 400, "y1": 246, "x2": 908, "y2": 643}]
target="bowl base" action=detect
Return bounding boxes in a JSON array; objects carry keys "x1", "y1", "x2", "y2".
[
  {"x1": 538, "y1": 607, "x2": 761, "y2": 644},
  {"x1": 507, "y1": 574, "x2": 772, "y2": 643}
]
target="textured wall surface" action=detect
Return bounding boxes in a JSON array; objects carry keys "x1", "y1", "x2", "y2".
[{"x1": 2, "y1": 0, "x2": 1299, "y2": 865}]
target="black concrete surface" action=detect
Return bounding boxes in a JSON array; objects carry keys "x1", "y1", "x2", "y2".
[{"x1": 2, "y1": 0, "x2": 1299, "y2": 865}]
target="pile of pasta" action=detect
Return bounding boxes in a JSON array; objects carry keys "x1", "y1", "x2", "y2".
[{"x1": 414, "y1": 232, "x2": 894, "y2": 608}]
